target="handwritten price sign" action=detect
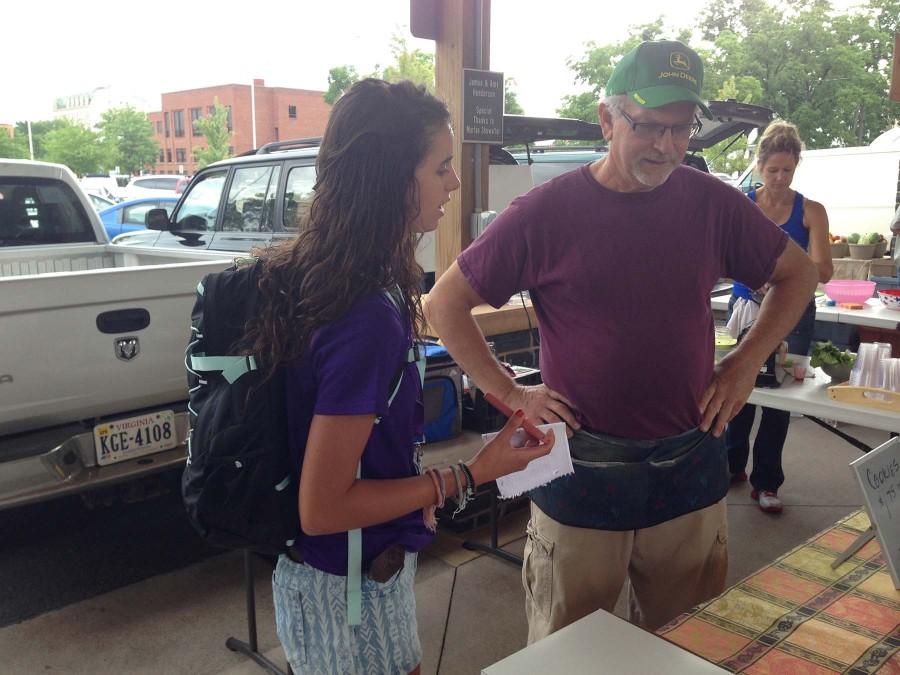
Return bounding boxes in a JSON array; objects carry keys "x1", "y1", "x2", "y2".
[{"x1": 851, "y1": 437, "x2": 900, "y2": 588}]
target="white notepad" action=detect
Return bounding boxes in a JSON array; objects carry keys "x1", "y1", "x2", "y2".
[{"x1": 482, "y1": 422, "x2": 574, "y2": 499}]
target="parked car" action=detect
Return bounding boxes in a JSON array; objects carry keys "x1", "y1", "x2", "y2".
[
  {"x1": 86, "y1": 191, "x2": 117, "y2": 211},
  {"x1": 98, "y1": 196, "x2": 178, "y2": 239},
  {"x1": 114, "y1": 102, "x2": 773, "y2": 289},
  {"x1": 123, "y1": 174, "x2": 185, "y2": 200},
  {"x1": 0, "y1": 159, "x2": 231, "y2": 509},
  {"x1": 80, "y1": 174, "x2": 124, "y2": 202}
]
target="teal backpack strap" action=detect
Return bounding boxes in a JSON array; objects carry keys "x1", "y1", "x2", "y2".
[
  {"x1": 189, "y1": 354, "x2": 258, "y2": 384},
  {"x1": 347, "y1": 462, "x2": 363, "y2": 626}
]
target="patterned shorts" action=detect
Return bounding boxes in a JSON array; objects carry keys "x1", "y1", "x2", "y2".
[{"x1": 272, "y1": 551, "x2": 421, "y2": 675}]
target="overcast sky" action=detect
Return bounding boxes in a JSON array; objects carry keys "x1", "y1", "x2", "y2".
[{"x1": 0, "y1": 0, "x2": 861, "y2": 124}]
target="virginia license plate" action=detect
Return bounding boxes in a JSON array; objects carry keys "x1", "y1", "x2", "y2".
[{"x1": 94, "y1": 410, "x2": 178, "y2": 466}]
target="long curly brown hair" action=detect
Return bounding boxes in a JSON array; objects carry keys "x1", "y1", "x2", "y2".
[{"x1": 241, "y1": 79, "x2": 450, "y2": 370}]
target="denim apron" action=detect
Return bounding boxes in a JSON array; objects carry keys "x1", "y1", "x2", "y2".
[{"x1": 529, "y1": 426, "x2": 729, "y2": 531}]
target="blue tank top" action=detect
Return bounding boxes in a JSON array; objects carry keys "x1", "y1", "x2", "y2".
[{"x1": 732, "y1": 190, "x2": 807, "y2": 300}]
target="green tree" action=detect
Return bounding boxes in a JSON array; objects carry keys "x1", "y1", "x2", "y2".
[
  {"x1": 324, "y1": 65, "x2": 359, "y2": 105},
  {"x1": 194, "y1": 99, "x2": 232, "y2": 169},
  {"x1": 699, "y1": 0, "x2": 899, "y2": 147},
  {"x1": 42, "y1": 121, "x2": 103, "y2": 175},
  {"x1": 557, "y1": 92, "x2": 600, "y2": 123},
  {"x1": 563, "y1": 1, "x2": 899, "y2": 150},
  {"x1": 14, "y1": 119, "x2": 67, "y2": 160},
  {"x1": 381, "y1": 35, "x2": 435, "y2": 90},
  {"x1": 98, "y1": 107, "x2": 158, "y2": 175},
  {"x1": 504, "y1": 78, "x2": 524, "y2": 114},
  {"x1": 0, "y1": 132, "x2": 29, "y2": 160}
]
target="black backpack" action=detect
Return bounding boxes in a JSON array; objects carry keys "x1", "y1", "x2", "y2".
[
  {"x1": 182, "y1": 259, "x2": 416, "y2": 557},
  {"x1": 182, "y1": 259, "x2": 298, "y2": 556}
]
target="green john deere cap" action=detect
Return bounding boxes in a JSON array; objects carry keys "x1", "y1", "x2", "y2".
[{"x1": 605, "y1": 40, "x2": 712, "y2": 119}]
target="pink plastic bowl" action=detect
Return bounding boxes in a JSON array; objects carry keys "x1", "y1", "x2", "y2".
[
  {"x1": 878, "y1": 288, "x2": 900, "y2": 310},
  {"x1": 823, "y1": 280, "x2": 876, "y2": 304}
]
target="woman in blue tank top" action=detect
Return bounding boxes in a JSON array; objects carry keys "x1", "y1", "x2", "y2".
[{"x1": 727, "y1": 121, "x2": 833, "y2": 514}]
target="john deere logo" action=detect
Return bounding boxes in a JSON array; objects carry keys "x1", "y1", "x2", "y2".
[{"x1": 670, "y1": 52, "x2": 690, "y2": 71}]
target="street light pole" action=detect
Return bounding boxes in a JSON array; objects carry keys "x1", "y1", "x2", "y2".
[{"x1": 27, "y1": 120, "x2": 34, "y2": 160}]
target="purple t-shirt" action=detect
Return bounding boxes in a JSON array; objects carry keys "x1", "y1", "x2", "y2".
[
  {"x1": 285, "y1": 292, "x2": 431, "y2": 576},
  {"x1": 458, "y1": 164, "x2": 788, "y2": 440}
]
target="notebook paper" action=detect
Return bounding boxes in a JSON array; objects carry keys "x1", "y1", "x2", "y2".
[{"x1": 482, "y1": 422, "x2": 573, "y2": 499}]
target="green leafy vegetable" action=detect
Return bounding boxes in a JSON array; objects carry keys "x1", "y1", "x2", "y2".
[
  {"x1": 847, "y1": 233, "x2": 861, "y2": 244},
  {"x1": 810, "y1": 340, "x2": 856, "y2": 368}
]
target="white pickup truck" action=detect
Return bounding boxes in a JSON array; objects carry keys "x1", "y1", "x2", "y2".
[{"x1": 0, "y1": 160, "x2": 233, "y2": 509}]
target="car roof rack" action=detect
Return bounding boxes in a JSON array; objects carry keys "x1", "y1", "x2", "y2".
[{"x1": 250, "y1": 137, "x2": 323, "y2": 155}]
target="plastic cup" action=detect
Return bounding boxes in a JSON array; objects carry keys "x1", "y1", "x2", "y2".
[{"x1": 791, "y1": 355, "x2": 810, "y2": 380}]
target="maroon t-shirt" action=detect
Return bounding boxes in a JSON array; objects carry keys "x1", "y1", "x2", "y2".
[{"x1": 458, "y1": 164, "x2": 788, "y2": 440}]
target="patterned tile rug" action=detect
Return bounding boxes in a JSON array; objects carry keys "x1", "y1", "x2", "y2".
[{"x1": 658, "y1": 510, "x2": 900, "y2": 673}]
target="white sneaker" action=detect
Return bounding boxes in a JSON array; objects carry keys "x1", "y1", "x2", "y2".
[{"x1": 752, "y1": 490, "x2": 783, "y2": 514}]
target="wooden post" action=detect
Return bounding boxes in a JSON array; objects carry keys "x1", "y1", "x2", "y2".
[
  {"x1": 430, "y1": 0, "x2": 491, "y2": 279},
  {"x1": 891, "y1": 33, "x2": 900, "y2": 102}
]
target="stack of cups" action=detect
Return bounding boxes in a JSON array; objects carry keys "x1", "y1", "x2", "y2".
[
  {"x1": 850, "y1": 343, "x2": 892, "y2": 386},
  {"x1": 850, "y1": 342, "x2": 895, "y2": 398},
  {"x1": 877, "y1": 357, "x2": 900, "y2": 393}
]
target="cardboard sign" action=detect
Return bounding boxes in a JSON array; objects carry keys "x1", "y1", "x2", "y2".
[
  {"x1": 850, "y1": 436, "x2": 900, "y2": 587},
  {"x1": 462, "y1": 69, "x2": 504, "y2": 144}
]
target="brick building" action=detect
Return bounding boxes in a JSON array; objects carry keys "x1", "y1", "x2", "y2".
[{"x1": 148, "y1": 78, "x2": 330, "y2": 175}]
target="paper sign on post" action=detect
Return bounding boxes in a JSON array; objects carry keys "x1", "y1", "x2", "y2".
[
  {"x1": 850, "y1": 436, "x2": 900, "y2": 588},
  {"x1": 482, "y1": 422, "x2": 573, "y2": 499}
]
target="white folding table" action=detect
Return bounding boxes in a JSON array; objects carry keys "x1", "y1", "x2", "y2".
[
  {"x1": 711, "y1": 295, "x2": 900, "y2": 330},
  {"x1": 482, "y1": 607, "x2": 728, "y2": 674},
  {"x1": 748, "y1": 368, "x2": 899, "y2": 452}
]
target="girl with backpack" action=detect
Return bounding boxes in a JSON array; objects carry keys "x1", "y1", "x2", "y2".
[{"x1": 244, "y1": 79, "x2": 554, "y2": 675}]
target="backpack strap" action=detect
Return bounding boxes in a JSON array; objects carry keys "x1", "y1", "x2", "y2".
[
  {"x1": 189, "y1": 354, "x2": 258, "y2": 385},
  {"x1": 346, "y1": 290, "x2": 423, "y2": 624},
  {"x1": 347, "y1": 462, "x2": 363, "y2": 626}
]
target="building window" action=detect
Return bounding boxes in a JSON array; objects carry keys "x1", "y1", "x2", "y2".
[
  {"x1": 164, "y1": 112, "x2": 170, "y2": 138},
  {"x1": 288, "y1": 105, "x2": 297, "y2": 119},
  {"x1": 166, "y1": 149, "x2": 172, "y2": 163},
  {"x1": 191, "y1": 107, "x2": 202, "y2": 136},
  {"x1": 226, "y1": 105, "x2": 233, "y2": 132},
  {"x1": 156, "y1": 121, "x2": 162, "y2": 134},
  {"x1": 176, "y1": 148, "x2": 186, "y2": 163},
  {"x1": 274, "y1": 127, "x2": 279, "y2": 141},
  {"x1": 228, "y1": 146, "x2": 234, "y2": 156},
  {"x1": 159, "y1": 150, "x2": 165, "y2": 163},
  {"x1": 208, "y1": 105, "x2": 215, "y2": 116},
  {"x1": 173, "y1": 110, "x2": 184, "y2": 137}
]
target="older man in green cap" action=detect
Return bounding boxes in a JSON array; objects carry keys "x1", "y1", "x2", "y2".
[{"x1": 426, "y1": 40, "x2": 816, "y2": 639}]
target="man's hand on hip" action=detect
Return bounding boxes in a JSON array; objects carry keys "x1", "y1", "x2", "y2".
[
  {"x1": 698, "y1": 354, "x2": 759, "y2": 437},
  {"x1": 503, "y1": 384, "x2": 580, "y2": 437}
]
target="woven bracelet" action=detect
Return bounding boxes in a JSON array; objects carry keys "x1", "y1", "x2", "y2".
[
  {"x1": 459, "y1": 462, "x2": 477, "y2": 498},
  {"x1": 449, "y1": 464, "x2": 468, "y2": 517}
]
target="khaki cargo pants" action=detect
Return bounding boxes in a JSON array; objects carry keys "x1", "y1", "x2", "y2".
[{"x1": 522, "y1": 497, "x2": 728, "y2": 642}]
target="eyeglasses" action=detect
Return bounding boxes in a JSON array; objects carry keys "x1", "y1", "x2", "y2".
[{"x1": 618, "y1": 109, "x2": 702, "y2": 141}]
